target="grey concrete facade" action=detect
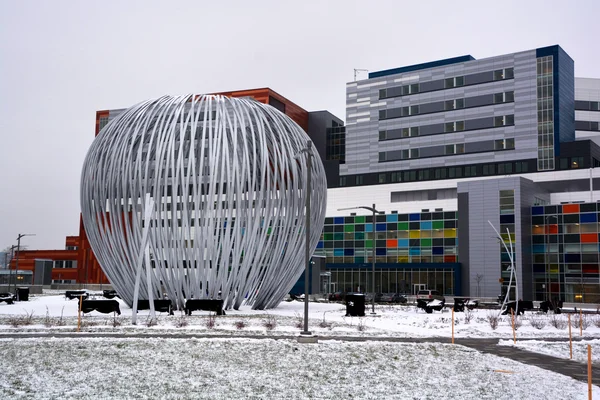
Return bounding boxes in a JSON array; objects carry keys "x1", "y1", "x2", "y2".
[
  {"x1": 343, "y1": 48, "x2": 557, "y2": 176},
  {"x1": 457, "y1": 177, "x2": 550, "y2": 300}
]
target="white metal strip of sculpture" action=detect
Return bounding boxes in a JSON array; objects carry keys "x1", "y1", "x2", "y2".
[{"x1": 80, "y1": 95, "x2": 327, "y2": 310}]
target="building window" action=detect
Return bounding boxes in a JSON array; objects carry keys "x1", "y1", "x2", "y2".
[
  {"x1": 494, "y1": 91, "x2": 515, "y2": 104},
  {"x1": 495, "y1": 138, "x2": 515, "y2": 150},
  {"x1": 493, "y1": 67, "x2": 514, "y2": 81},
  {"x1": 445, "y1": 98, "x2": 465, "y2": 110},
  {"x1": 99, "y1": 116, "x2": 109, "y2": 131},
  {"x1": 445, "y1": 76, "x2": 464, "y2": 88},
  {"x1": 445, "y1": 121, "x2": 465, "y2": 133},
  {"x1": 355, "y1": 176, "x2": 363, "y2": 185},
  {"x1": 494, "y1": 115, "x2": 515, "y2": 127},
  {"x1": 536, "y1": 56, "x2": 555, "y2": 171},
  {"x1": 390, "y1": 172, "x2": 401, "y2": 183},
  {"x1": 445, "y1": 144, "x2": 465, "y2": 155},
  {"x1": 571, "y1": 157, "x2": 584, "y2": 168},
  {"x1": 379, "y1": 173, "x2": 387, "y2": 183},
  {"x1": 340, "y1": 177, "x2": 347, "y2": 186},
  {"x1": 410, "y1": 149, "x2": 419, "y2": 159}
]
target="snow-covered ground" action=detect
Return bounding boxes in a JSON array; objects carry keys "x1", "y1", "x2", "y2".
[
  {"x1": 500, "y1": 339, "x2": 600, "y2": 364},
  {"x1": 1, "y1": 293, "x2": 599, "y2": 339},
  {"x1": 0, "y1": 337, "x2": 598, "y2": 400}
]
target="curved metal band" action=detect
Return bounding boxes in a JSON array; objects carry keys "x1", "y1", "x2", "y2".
[{"x1": 81, "y1": 95, "x2": 327, "y2": 310}]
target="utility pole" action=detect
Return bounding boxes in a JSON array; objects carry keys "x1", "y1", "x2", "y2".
[{"x1": 13, "y1": 234, "x2": 35, "y2": 294}]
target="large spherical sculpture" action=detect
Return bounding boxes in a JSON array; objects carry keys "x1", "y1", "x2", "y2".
[{"x1": 81, "y1": 94, "x2": 327, "y2": 310}]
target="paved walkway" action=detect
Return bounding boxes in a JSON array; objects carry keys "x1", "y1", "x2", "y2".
[
  {"x1": 1, "y1": 332, "x2": 598, "y2": 385},
  {"x1": 456, "y1": 338, "x2": 600, "y2": 386}
]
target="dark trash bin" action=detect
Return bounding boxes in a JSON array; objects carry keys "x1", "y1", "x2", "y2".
[
  {"x1": 453, "y1": 298, "x2": 466, "y2": 312},
  {"x1": 345, "y1": 294, "x2": 365, "y2": 317},
  {"x1": 16, "y1": 287, "x2": 29, "y2": 302}
]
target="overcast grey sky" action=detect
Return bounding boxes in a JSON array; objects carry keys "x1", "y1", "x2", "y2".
[{"x1": 1, "y1": 0, "x2": 598, "y2": 250}]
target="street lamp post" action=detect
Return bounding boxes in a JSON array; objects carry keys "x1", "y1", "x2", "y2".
[
  {"x1": 13, "y1": 234, "x2": 35, "y2": 295},
  {"x1": 338, "y1": 204, "x2": 383, "y2": 315},
  {"x1": 295, "y1": 140, "x2": 314, "y2": 336}
]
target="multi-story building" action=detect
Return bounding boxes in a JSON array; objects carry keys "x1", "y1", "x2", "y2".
[
  {"x1": 11, "y1": 46, "x2": 600, "y2": 304},
  {"x1": 322, "y1": 45, "x2": 600, "y2": 303}
]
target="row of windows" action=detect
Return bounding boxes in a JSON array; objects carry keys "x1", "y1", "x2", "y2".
[
  {"x1": 378, "y1": 91, "x2": 514, "y2": 121},
  {"x1": 325, "y1": 211, "x2": 457, "y2": 224},
  {"x1": 378, "y1": 68, "x2": 514, "y2": 100},
  {"x1": 338, "y1": 160, "x2": 533, "y2": 187},
  {"x1": 575, "y1": 121, "x2": 600, "y2": 132},
  {"x1": 575, "y1": 101, "x2": 600, "y2": 111},
  {"x1": 379, "y1": 114, "x2": 515, "y2": 142},
  {"x1": 53, "y1": 260, "x2": 76, "y2": 269},
  {"x1": 379, "y1": 136, "x2": 516, "y2": 163}
]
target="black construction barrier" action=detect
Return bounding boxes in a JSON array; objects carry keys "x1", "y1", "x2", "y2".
[
  {"x1": 185, "y1": 299, "x2": 225, "y2": 316},
  {"x1": 79, "y1": 299, "x2": 121, "y2": 315},
  {"x1": 65, "y1": 290, "x2": 88, "y2": 300},
  {"x1": 137, "y1": 299, "x2": 174, "y2": 315}
]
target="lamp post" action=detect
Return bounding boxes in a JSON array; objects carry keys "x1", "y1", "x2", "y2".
[
  {"x1": 295, "y1": 140, "x2": 314, "y2": 336},
  {"x1": 338, "y1": 204, "x2": 383, "y2": 315},
  {"x1": 13, "y1": 234, "x2": 35, "y2": 294}
]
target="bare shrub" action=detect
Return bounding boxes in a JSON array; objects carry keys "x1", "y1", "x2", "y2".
[
  {"x1": 486, "y1": 313, "x2": 499, "y2": 330},
  {"x1": 463, "y1": 309, "x2": 473, "y2": 325},
  {"x1": 44, "y1": 306, "x2": 52, "y2": 328},
  {"x1": 573, "y1": 314, "x2": 591, "y2": 331},
  {"x1": 145, "y1": 317, "x2": 158, "y2": 327},
  {"x1": 356, "y1": 319, "x2": 367, "y2": 332},
  {"x1": 205, "y1": 313, "x2": 216, "y2": 329},
  {"x1": 112, "y1": 315, "x2": 122, "y2": 327},
  {"x1": 262, "y1": 314, "x2": 277, "y2": 331},
  {"x1": 8, "y1": 310, "x2": 35, "y2": 328},
  {"x1": 549, "y1": 314, "x2": 567, "y2": 329},
  {"x1": 294, "y1": 312, "x2": 303, "y2": 329},
  {"x1": 174, "y1": 313, "x2": 188, "y2": 328},
  {"x1": 513, "y1": 316, "x2": 523, "y2": 330},
  {"x1": 529, "y1": 314, "x2": 547, "y2": 330},
  {"x1": 80, "y1": 318, "x2": 99, "y2": 328},
  {"x1": 234, "y1": 320, "x2": 246, "y2": 330},
  {"x1": 593, "y1": 315, "x2": 600, "y2": 328}
]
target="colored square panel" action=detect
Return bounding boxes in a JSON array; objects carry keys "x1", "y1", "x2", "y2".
[
  {"x1": 532, "y1": 244, "x2": 546, "y2": 253},
  {"x1": 334, "y1": 233, "x2": 344, "y2": 240},
  {"x1": 432, "y1": 221, "x2": 444, "y2": 229},
  {"x1": 545, "y1": 225, "x2": 558, "y2": 234},
  {"x1": 443, "y1": 229, "x2": 456, "y2": 238},
  {"x1": 333, "y1": 249, "x2": 344, "y2": 256},
  {"x1": 398, "y1": 239, "x2": 409, "y2": 248},
  {"x1": 355, "y1": 232, "x2": 365, "y2": 240},
  {"x1": 398, "y1": 222, "x2": 409, "y2": 231},
  {"x1": 316, "y1": 241, "x2": 323, "y2": 248},
  {"x1": 581, "y1": 233, "x2": 598, "y2": 243},
  {"x1": 420, "y1": 221, "x2": 432, "y2": 230},
  {"x1": 365, "y1": 239, "x2": 373, "y2": 248},
  {"x1": 581, "y1": 213, "x2": 597, "y2": 223},
  {"x1": 421, "y1": 238, "x2": 432, "y2": 247},
  {"x1": 386, "y1": 239, "x2": 397, "y2": 248},
  {"x1": 376, "y1": 223, "x2": 387, "y2": 231},
  {"x1": 409, "y1": 247, "x2": 420, "y2": 255},
  {"x1": 532, "y1": 206, "x2": 544, "y2": 215},
  {"x1": 444, "y1": 255, "x2": 456, "y2": 263},
  {"x1": 323, "y1": 233, "x2": 333, "y2": 241},
  {"x1": 432, "y1": 246, "x2": 444, "y2": 255},
  {"x1": 376, "y1": 248, "x2": 387, "y2": 256},
  {"x1": 562, "y1": 204, "x2": 580, "y2": 214},
  {"x1": 344, "y1": 248, "x2": 354, "y2": 256},
  {"x1": 334, "y1": 217, "x2": 344, "y2": 224},
  {"x1": 500, "y1": 214, "x2": 515, "y2": 224},
  {"x1": 355, "y1": 216, "x2": 365, "y2": 223},
  {"x1": 398, "y1": 255, "x2": 409, "y2": 263},
  {"x1": 344, "y1": 224, "x2": 355, "y2": 233},
  {"x1": 365, "y1": 224, "x2": 373, "y2": 232},
  {"x1": 386, "y1": 214, "x2": 398, "y2": 222},
  {"x1": 409, "y1": 231, "x2": 420, "y2": 239},
  {"x1": 409, "y1": 213, "x2": 420, "y2": 221}
]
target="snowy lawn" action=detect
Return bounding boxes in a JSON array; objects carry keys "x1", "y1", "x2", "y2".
[
  {"x1": 499, "y1": 339, "x2": 600, "y2": 364},
  {"x1": 0, "y1": 337, "x2": 598, "y2": 399},
  {"x1": 1, "y1": 294, "x2": 600, "y2": 339}
]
